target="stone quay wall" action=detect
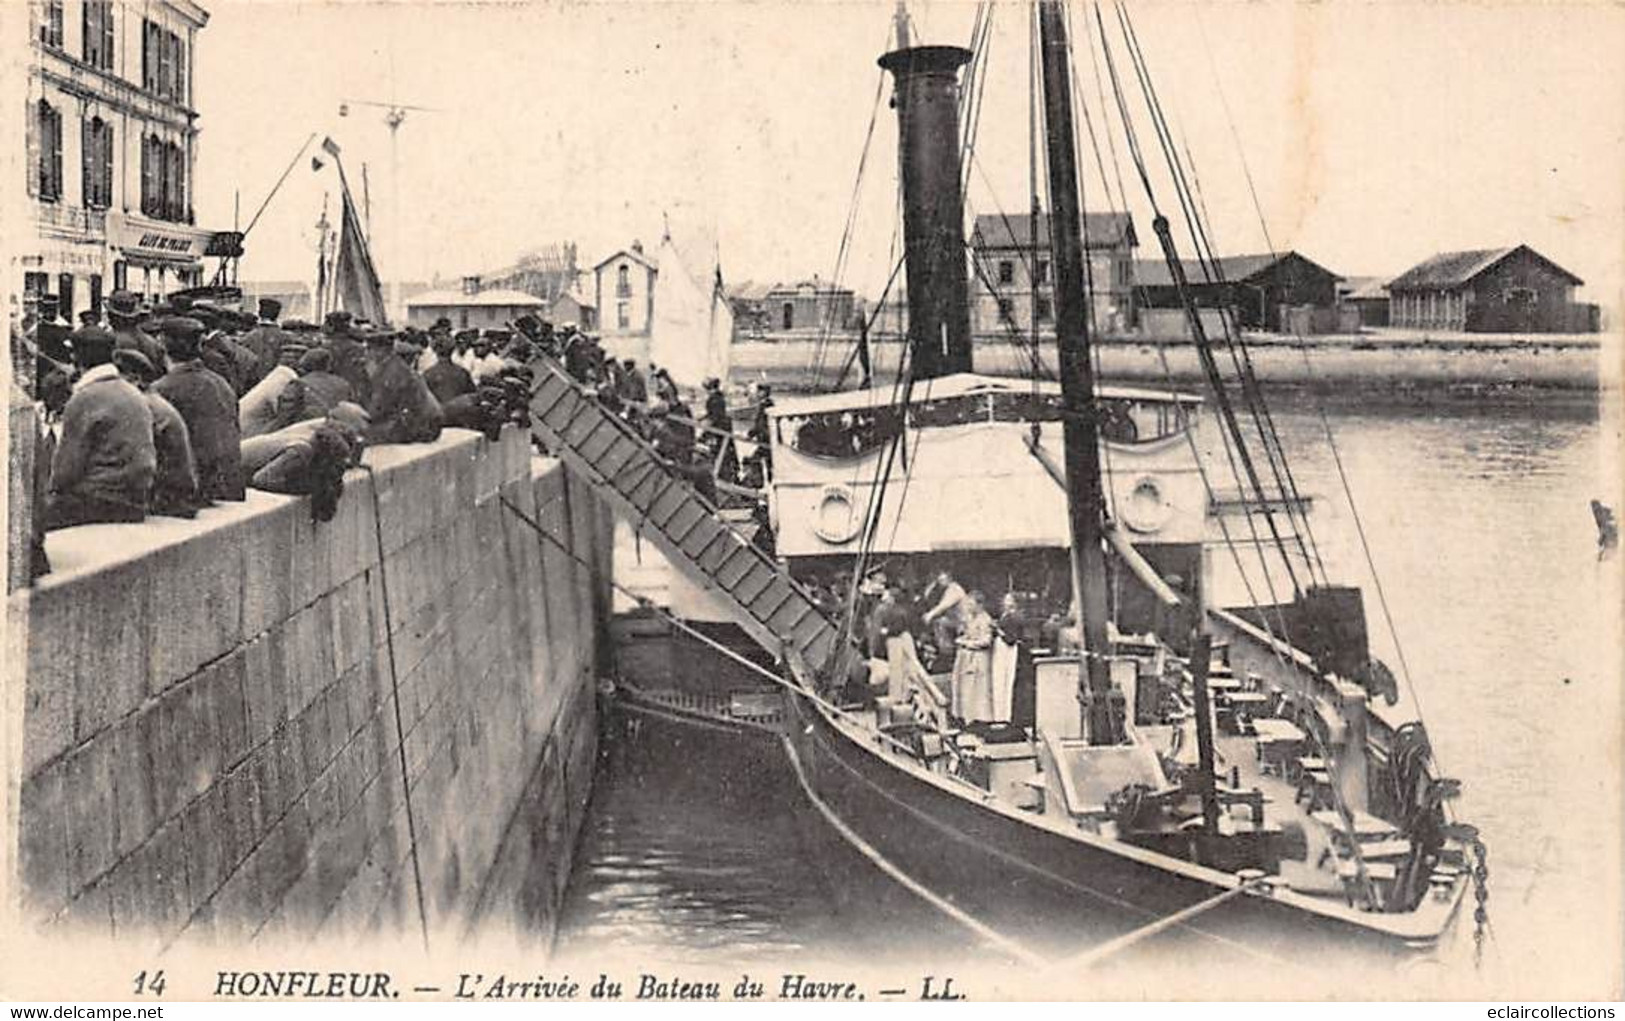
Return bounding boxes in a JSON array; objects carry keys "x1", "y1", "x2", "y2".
[{"x1": 11, "y1": 425, "x2": 611, "y2": 949}]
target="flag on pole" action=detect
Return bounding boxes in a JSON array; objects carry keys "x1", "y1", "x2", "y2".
[{"x1": 332, "y1": 165, "x2": 388, "y2": 325}]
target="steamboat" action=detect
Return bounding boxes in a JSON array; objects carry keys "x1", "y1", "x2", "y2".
[{"x1": 572, "y1": 0, "x2": 1487, "y2": 977}]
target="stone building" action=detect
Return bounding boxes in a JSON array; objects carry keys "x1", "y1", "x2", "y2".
[
  {"x1": 969, "y1": 211, "x2": 1138, "y2": 337},
  {"x1": 592, "y1": 242, "x2": 657, "y2": 338},
  {"x1": 24, "y1": 0, "x2": 224, "y2": 319}
]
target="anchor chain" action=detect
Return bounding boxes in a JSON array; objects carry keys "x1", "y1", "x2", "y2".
[{"x1": 1469, "y1": 836, "x2": 1490, "y2": 967}]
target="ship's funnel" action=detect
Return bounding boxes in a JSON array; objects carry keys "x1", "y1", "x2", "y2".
[{"x1": 879, "y1": 45, "x2": 974, "y2": 380}]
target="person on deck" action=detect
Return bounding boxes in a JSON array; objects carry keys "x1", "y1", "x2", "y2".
[
  {"x1": 951, "y1": 591, "x2": 996, "y2": 724},
  {"x1": 114, "y1": 349, "x2": 199, "y2": 519},
  {"x1": 922, "y1": 569, "x2": 968, "y2": 665},
  {"x1": 152, "y1": 317, "x2": 245, "y2": 504},
  {"x1": 45, "y1": 327, "x2": 156, "y2": 530},
  {"x1": 877, "y1": 585, "x2": 932, "y2": 705},
  {"x1": 363, "y1": 330, "x2": 444, "y2": 445},
  {"x1": 992, "y1": 592, "x2": 1036, "y2": 727},
  {"x1": 619, "y1": 359, "x2": 648, "y2": 406}
]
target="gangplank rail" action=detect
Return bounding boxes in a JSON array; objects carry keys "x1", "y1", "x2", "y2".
[{"x1": 529, "y1": 357, "x2": 843, "y2": 673}]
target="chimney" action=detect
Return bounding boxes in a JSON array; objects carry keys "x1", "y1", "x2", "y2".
[
  {"x1": 631, "y1": 239, "x2": 644, "y2": 256},
  {"x1": 879, "y1": 44, "x2": 974, "y2": 380},
  {"x1": 462, "y1": 275, "x2": 482, "y2": 296}
]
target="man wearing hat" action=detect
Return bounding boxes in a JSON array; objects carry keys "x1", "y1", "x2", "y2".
[
  {"x1": 323, "y1": 310, "x2": 370, "y2": 405},
  {"x1": 77, "y1": 308, "x2": 102, "y2": 329},
  {"x1": 363, "y1": 330, "x2": 443, "y2": 445},
  {"x1": 237, "y1": 298, "x2": 287, "y2": 382},
  {"x1": 46, "y1": 327, "x2": 156, "y2": 530},
  {"x1": 114, "y1": 348, "x2": 199, "y2": 518},
  {"x1": 276, "y1": 347, "x2": 357, "y2": 424},
  {"x1": 152, "y1": 316, "x2": 245, "y2": 503},
  {"x1": 107, "y1": 290, "x2": 167, "y2": 373}
]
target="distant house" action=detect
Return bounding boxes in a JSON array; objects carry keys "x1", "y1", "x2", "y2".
[
  {"x1": 1135, "y1": 251, "x2": 1341, "y2": 333},
  {"x1": 1339, "y1": 276, "x2": 1390, "y2": 328},
  {"x1": 726, "y1": 280, "x2": 774, "y2": 336},
  {"x1": 970, "y1": 211, "x2": 1138, "y2": 337},
  {"x1": 548, "y1": 283, "x2": 597, "y2": 331},
  {"x1": 593, "y1": 243, "x2": 658, "y2": 338},
  {"x1": 1386, "y1": 245, "x2": 1588, "y2": 333},
  {"x1": 404, "y1": 275, "x2": 545, "y2": 330},
  {"x1": 762, "y1": 278, "x2": 858, "y2": 332}
]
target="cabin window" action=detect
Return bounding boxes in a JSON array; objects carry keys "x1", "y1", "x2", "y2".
[
  {"x1": 1505, "y1": 286, "x2": 1536, "y2": 307},
  {"x1": 997, "y1": 260, "x2": 1014, "y2": 284}
]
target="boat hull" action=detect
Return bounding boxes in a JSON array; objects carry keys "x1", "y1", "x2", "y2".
[{"x1": 779, "y1": 687, "x2": 1464, "y2": 982}]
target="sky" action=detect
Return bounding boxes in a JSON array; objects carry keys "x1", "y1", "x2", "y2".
[{"x1": 195, "y1": 1, "x2": 1625, "y2": 314}]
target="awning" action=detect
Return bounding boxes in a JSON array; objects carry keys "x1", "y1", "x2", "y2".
[{"x1": 106, "y1": 212, "x2": 217, "y2": 265}]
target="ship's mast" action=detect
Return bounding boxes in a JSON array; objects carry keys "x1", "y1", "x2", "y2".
[{"x1": 1036, "y1": 0, "x2": 1120, "y2": 744}]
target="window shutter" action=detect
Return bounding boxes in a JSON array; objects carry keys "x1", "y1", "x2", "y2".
[
  {"x1": 81, "y1": 1, "x2": 91, "y2": 63},
  {"x1": 81, "y1": 115, "x2": 92, "y2": 206},
  {"x1": 140, "y1": 135, "x2": 153, "y2": 215},
  {"x1": 25, "y1": 100, "x2": 38, "y2": 199},
  {"x1": 103, "y1": 4, "x2": 115, "y2": 69},
  {"x1": 101, "y1": 122, "x2": 113, "y2": 207},
  {"x1": 175, "y1": 34, "x2": 186, "y2": 105},
  {"x1": 47, "y1": 106, "x2": 61, "y2": 201}
]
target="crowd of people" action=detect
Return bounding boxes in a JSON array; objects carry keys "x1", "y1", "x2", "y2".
[
  {"x1": 802, "y1": 562, "x2": 1086, "y2": 733},
  {"x1": 13, "y1": 291, "x2": 541, "y2": 579},
  {"x1": 556, "y1": 337, "x2": 777, "y2": 503}
]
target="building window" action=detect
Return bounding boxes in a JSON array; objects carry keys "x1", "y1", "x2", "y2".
[
  {"x1": 82, "y1": 116, "x2": 113, "y2": 209},
  {"x1": 112, "y1": 261, "x2": 127, "y2": 291},
  {"x1": 142, "y1": 22, "x2": 186, "y2": 100},
  {"x1": 1035, "y1": 296, "x2": 1052, "y2": 322},
  {"x1": 997, "y1": 298, "x2": 1014, "y2": 323},
  {"x1": 89, "y1": 275, "x2": 103, "y2": 317},
  {"x1": 39, "y1": 0, "x2": 63, "y2": 48},
  {"x1": 1505, "y1": 286, "x2": 1536, "y2": 307},
  {"x1": 616, "y1": 264, "x2": 631, "y2": 298},
  {"x1": 58, "y1": 274, "x2": 75, "y2": 323},
  {"x1": 997, "y1": 260, "x2": 1014, "y2": 285},
  {"x1": 36, "y1": 100, "x2": 62, "y2": 202},
  {"x1": 782, "y1": 302, "x2": 795, "y2": 330},
  {"x1": 141, "y1": 135, "x2": 187, "y2": 222},
  {"x1": 1034, "y1": 260, "x2": 1049, "y2": 285},
  {"x1": 83, "y1": 1, "x2": 114, "y2": 69},
  {"x1": 617, "y1": 301, "x2": 630, "y2": 329}
]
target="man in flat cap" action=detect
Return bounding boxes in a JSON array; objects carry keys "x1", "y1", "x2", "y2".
[
  {"x1": 47, "y1": 326, "x2": 156, "y2": 529},
  {"x1": 279, "y1": 347, "x2": 356, "y2": 424},
  {"x1": 323, "y1": 309, "x2": 371, "y2": 406},
  {"x1": 237, "y1": 297, "x2": 288, "y2": 384},
  {"x1": 363, "y1": 330, "x2": 443, "y2": 445},
  {"x1": 152, "y1": 316, "x2": 245, "y2": 503},
  {"x1": 114, "y1": 348, "x2": 199, "y2": 518}
]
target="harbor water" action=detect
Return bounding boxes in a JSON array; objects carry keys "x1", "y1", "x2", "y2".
[{"x1": 555, "y1": 393, "x2": 1621, "y2": 995}]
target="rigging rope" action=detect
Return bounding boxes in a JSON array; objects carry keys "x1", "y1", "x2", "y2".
[
  {"x1": 1187, "y1": 6, "x2": 1431, "y2": 732},
  {"x1": 1113, "y1": 4, "x2": 1327, "y2": 588}
]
